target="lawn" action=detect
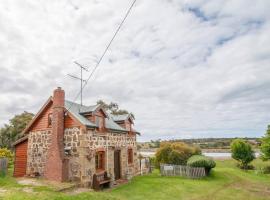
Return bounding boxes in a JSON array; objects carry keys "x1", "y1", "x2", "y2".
[{"x1": 0, "y1": 159, "x2": 270, "y2": 200}]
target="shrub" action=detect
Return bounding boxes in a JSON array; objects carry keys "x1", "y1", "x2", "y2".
[
  {"x1": 0, "y1": 148, "x2": 13, "y2": 161},
  {"x1": 231, "y1": 139, "x2": 255, "y2": 169},
  {"x1": 149, "y1": 156, "x2": 158, "y2": 169},
  {"x1": 261, "y1": 166, "x2": 270, "y2": 174},
  {"x1": 237, "y1": 163, "x2": 254, "y2": 170},
  {"x1": 156, "y1": 142, "x2": 201, "y2": 166},
  {"x1": 260, "y1": 125, "x2": 270, "y2": 161},
  {"x1": 256, "y1": 166, "x2": 270, "y2": 174},
  {"x1": 187, "y1": 155, "x2": 216, "y2": 175}
]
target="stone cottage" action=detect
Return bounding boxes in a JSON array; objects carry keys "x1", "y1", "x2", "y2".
[{"x1": 13, "y1": 87, "x2": 140, "y2": 187}]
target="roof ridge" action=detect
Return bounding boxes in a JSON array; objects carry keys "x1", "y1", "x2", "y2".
[{"x1": 65, "y1": 100, "x2": 97, "y2": 108}]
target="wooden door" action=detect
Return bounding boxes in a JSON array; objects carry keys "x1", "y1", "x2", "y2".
[
  {"x1": 14, "y1": 140, "x2": 28, "y2": 177},
  {"x1": 114, "y1": 150, "x2": 121, "y2": 180}
]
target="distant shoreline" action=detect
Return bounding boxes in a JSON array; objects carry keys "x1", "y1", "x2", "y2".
[
  {"x1": 139, "y1": 148, "x2": 261, "y2": 159},
  {"x1": 139, "y1": 148, "x2": 260, "y2": 153}
]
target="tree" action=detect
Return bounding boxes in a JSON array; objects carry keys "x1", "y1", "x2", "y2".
[
  {"x1": 155, "y1": 142, "x2": 201, "y2": 166},
  {"x1": 260, "y1": 125, "x2": 270, "y2": 161},
  {"x1": 231, "y1": 139, "x2": 255, "y2": 169},
  {"x1": 0, "y1": 111, "x2": 34, "y2": 149},
  {"x1": 96, "y1": 100, "x2": 135, "y2": 119}
]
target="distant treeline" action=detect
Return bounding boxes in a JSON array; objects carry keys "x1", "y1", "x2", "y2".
[{"x1": 138, "y1": 138, "x2": 261, "y2": 150}]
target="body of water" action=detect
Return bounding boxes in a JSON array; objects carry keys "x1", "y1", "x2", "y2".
[{"x1": 139, "y1": 151, "x2": 260, "y2": 158}]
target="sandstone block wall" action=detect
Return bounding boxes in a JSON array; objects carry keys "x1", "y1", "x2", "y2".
[
  {"x1": 27, "y1": 130, "x2": 51, "y2": 176},
  {"x1": 26, "y1": 127, "x2": 139, "y2": 186}
]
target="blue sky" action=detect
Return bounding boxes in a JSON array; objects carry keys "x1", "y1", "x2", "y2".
[{"x1": 0, "y1": 0, "x2": 270, "y2": 141}]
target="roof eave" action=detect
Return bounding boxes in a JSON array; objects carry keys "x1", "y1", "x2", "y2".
[
  {"x1": 135, "y1": 132, "x2": 141, "y2": 135},
  {"x1": 79, "y1": 111, "x2": 93, "y2": 115},
  {"x1": 114, "y1": 120, "x2": 125, "y2": 122},
  {"x1": 108, "y1": 129, "x2": 128, "y2": 134},
  {"x1": 12, "y1": 135, "x2": 29, "y2": 146},
  {"x1": 22, "y1": 96, "x2": 53, "y2": 135},
  {"x1": 86, "y1": 124, "x2": 98, "y2": 129}
]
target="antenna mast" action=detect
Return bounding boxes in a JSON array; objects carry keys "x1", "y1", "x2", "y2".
[{"x1": 67, "y1": 61, "x2": 88, "y2": 106}]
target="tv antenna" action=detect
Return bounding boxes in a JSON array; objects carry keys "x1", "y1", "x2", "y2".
[{"x1": 67, "y1": 61, "x2": 88, "y2": 106}]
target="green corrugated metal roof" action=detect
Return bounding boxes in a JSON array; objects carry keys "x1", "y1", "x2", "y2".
[
  {"x1": 65, "y1": 100, "x2": 128, "y2": 133},
  {"x1": 65, "y1": 100, "x2": 97, "y2": 128},
  {"x1": 110, "y1": 114, "x2": 130, "y2": 121},
  {"x1": 105, "y1": 117, "x2": 127, "y2": 132}
]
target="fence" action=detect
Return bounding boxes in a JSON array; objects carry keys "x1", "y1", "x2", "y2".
[
  {"x1": 0, "y1": 158, "x2": 8, "y2": 177},
  {"x1": 139, "y1": 157, "x2": 152, "y2": 175},
  {"x1": 160, "y1": 164, "x2": 206, "y2": 179}
]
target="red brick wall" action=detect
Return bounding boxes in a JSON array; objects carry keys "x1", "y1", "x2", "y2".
[
  {"x1": 64, "y1": 114, "x2": 80, "y2": 128},
  {"x1": 31, "y1": 102, "x2": 53, "y2": 131},
  {"x1": 44, "y1": 87, "x2": 66, "y2": 182}
]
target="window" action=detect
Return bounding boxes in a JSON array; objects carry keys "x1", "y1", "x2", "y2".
[
  {"x1": 95, "y1": 115, "x2": 105, "y2": 132},
  {"x1": 95, "y1": 151, "x2": 105, "y2": 170},
  {"x1": 48, "y1": 113, "x2": 53, "y2": 127},
  {"x1": 128, "y1": 148, "x2": 133, "y2": 164}
]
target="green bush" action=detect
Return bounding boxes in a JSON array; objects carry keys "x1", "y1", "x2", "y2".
[
  {"x1": 237, "y1": 163, "x2": 254, "y2": 170},
  {"x1": 231, "y1": 139, "x2": 255, "y2": 169},
  {"x1": 258, "y1": 166, "x2": 270, "y2": 174},
  {"x1": 260, "y1": 125, "x2": 270, "y2": 161},
  {"x1": 149, "y1": 156, "x2": 158, "y2": 169},
  {"x1": 0, "y1": 148, "x2": 13, "y2": 161},
  {"x1": 156, "y1": 142, "x2": 201, "y2": 166},
  {"x1": 187, "y1": 155, "x2": 216, "y2": 175}
]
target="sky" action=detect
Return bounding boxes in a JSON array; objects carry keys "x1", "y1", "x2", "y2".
[{"x1": 0, "y1": 0, "x2": 270, "y2": 141}]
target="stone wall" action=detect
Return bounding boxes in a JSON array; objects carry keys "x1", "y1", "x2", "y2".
[
  {"x1": 63, "y1": 127, "x2": 139, "y2": 186},
  {"x1": 85, "y1": 130, "x2": 139, "y2": 181},
  {"x1": 64, "y1": 127, "x2": 80, "y2": 156},
  {"x1": 27, "y1": 127, "x2": 139, "y2": 186},
  {"x1": 63, "y1": 127, "x2": 83, "y2": 182},
  {"x1": 27, "y1": 130, "x2": 52, "y2": 176}
]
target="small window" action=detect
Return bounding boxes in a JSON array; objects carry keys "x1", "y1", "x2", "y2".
[
  {"x1": 95, "y1": 151, "x2": 105, "y2": 170},
  {"x1": 95, "y1": 116, "x2": 105, "y2": 132},
  {"x1": 128, "y1": 148, "x2": 133, "y2": 164},
  {"x1": 48, "y1": 113, "x2": 53, "y2": 127}
]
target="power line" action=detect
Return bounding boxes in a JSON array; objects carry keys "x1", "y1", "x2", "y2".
[{"x1": 67, "y1": 0, "x2": 137, "y2": 111}]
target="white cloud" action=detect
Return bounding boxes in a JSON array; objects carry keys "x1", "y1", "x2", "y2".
[{"x1": 0, "y1": 0, "x2": 270, "y2": 141}]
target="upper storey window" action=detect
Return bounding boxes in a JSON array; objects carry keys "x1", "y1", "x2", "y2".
[
  {"x1": 95, "y1": 113, "x2": 106, "y2": 132},
  {"x1": 48, "y1": 113, "x2": 53, "y2": 127},
  {"x1": 95, "y1": 116, "x2": 102, "y2": 127}
]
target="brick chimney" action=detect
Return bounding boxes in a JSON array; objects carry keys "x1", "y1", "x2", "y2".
[{"x1": 44, "y1": 87, "x2": 66, "y2": 182}]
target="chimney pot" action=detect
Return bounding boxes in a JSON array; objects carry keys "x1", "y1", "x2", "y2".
[{"x1": 53, "y1": 87, "x2": 65, "y2": 108}]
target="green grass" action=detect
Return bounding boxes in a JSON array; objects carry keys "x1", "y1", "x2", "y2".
[{"x1": 1, "y1": 159, "x2": 270, "y2": 200}]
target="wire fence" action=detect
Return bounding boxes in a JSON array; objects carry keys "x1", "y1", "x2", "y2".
[{"x1": 160, "y1": 164, "x2": 206, "y2": 179}]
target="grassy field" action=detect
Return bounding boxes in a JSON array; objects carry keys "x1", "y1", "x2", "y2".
[{"x1": 0, "y1": 159, "x2": 270, "y2": 200}]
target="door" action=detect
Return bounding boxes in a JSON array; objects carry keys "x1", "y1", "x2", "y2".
[
  {"x1": 114, "y1": 150, "x2": 121, "y2": 180},
  {"x1": 14, "y1": 140, "x2": 28, "y2": 177}
]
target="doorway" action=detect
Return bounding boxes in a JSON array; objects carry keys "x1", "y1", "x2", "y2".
[{"x1": 114, "y1": 150, "x2": 121, "y2": 180}]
